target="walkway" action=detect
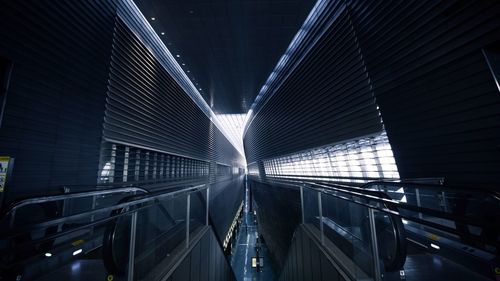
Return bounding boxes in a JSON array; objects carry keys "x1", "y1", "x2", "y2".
[{"x1": 230, "y1": 181, "x2": 277, "y2": 281}]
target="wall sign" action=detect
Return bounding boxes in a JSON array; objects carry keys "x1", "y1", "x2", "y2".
[{"x1": 0, "y1": 156, "x2": 11, "y2": 193}]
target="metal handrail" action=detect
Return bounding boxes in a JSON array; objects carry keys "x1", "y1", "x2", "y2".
[
  {"x1": 3, "y1": 186, "x2": 149, "y2": 227},
  {"x1": 250, "y1": 176, "x2": 500, "y2": 248},
  {"x1": 272, "y1": 177, "x2": 496, "y2": 226},
  {"x1": 1, "y1": 183, "x2": 215, "y2": 281},
  {"x1": 266, "y1": 174, "x2": 399, "y2": 182},
  {"x1": 266, "y1": 174, "x2": 500, "y2": 201},
  {"x1": 360, "y1": 180, "x2": 500, "y2": 202},
  {"x1": 2, "y1": 184, "x2": 206, "y2": 237}
]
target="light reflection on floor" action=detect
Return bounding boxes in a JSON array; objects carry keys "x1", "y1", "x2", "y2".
[{"x1": 230, "y1": 184, "x2": 277, "y2": 281}]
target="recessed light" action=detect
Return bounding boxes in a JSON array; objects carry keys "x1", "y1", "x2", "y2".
[
  {"x1": 73, "y1": 249, "x2": 83, "y2": 256},
  {"x1": 182, "y1": 63, "x2": 185, "y2": 66},
  {"x1": 161, "y1": 32, "x2": 165, "y2": 35},
  {"x1": 187, "y1": 70, "x2": 190, "y2": 73},
  {"x1": 176, "y1": 54, "x2": 180, "y2": 58},
  {"x1": 151, "y1": 17, "x2": 156, "y2": 21},
  {"x1": 199, "y1": 88, "x2": 202, "y2": 91},
  {"x1": 45, "y1": 253, "x2": 52, "y2": 257},
  {"x1": 430, "y1": 243, "x2": 440, "y2": 250}
]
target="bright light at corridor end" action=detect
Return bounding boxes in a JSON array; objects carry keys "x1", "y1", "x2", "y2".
[{"x1": 215, "y1": 114, "x2": 247, "y2": 157}]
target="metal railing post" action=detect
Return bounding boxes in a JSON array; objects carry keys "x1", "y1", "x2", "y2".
[
  {"x1": 368, "y1": 208, "x2": 382, "y2": 281},
  {"x1": 300, "y1": 184, "x2": 305, "y2": 224},
  {"x1": 318, "y1": 191, "x2": 324, "y2": 245},
  {"x1": 206, "y1": 186, "x2": 210, "y2": 225},
  {"x1": 441, "y1": 191, "x2": 448, "y2": 212},
  {"x1": 415, "y1": 188, "x2": 423, "y2": 219},
  {"x1": 186, "y1": 194, "x2": 191, "y2": 249},
  {"x1": 127, "y1": 211, "x2": 138, "y2": 281}
]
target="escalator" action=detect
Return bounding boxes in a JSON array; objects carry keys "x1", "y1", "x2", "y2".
[
  {"x1": 250, "y1": 176, "x2": 500, "y2": 281},
  {"x1": 0, "y1": 184, "x2": 232, "y2": 281}
]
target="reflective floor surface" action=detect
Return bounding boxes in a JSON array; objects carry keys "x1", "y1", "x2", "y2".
[{"x1": 230, "y1": 185, "x2": 277, "y2": 281}]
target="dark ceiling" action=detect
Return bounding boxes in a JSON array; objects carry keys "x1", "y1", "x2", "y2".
[{"x1": 134, "y1": 0, "x2": 316, "y2": 114}]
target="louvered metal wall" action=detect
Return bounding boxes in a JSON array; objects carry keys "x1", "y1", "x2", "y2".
[
  {"x1": 105, "y1": 17, "x2": 213, "y2": 162},
  {"x1": 244, "y1": 0, "x2": 500, "y2": 187},
  {"x1": 243, "y1": 0, "x2": 383, "y2": 165},
  {"x1": 348, "y1": 0, "x2": 500, "y2": 186},
  {"x1": 0, "y1": 0, "x2": 244, "y2": 213},
  {"x1": 101, "y1": 15, "x2": 244, "y2": 186},
  {"x1": 0, "y1": 0, "x2": 119, "y2": 205}
]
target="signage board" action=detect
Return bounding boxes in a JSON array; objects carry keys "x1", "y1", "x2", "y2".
[{"x1": 0, "y1": 156, "x2": 10, "y2": 193}]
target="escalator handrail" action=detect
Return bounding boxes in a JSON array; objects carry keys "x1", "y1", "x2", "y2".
[
  {"x1": 251, "y1": 177, "x2": 500, "y2": 248},
  {"x1": 1, "y1": 185, "x2": 207, "y2": 238},
  {"x1": 266, "y1": 177, "x2": 497, "y2": 228},
  {"x1": 2, "y1": 186, "x2": 150, "y2": 226},
  {"x1": 302, "y1": 179, "x2": 494, "y2": 228},
  {"x1": 266, "y1": 174, "x2": 500, "y2": 201},
  {"x1": 360, "y1": 180, "x2": 500, "y2": 202},
  {"x1": 267, "y1": 175, "x2": 500, "y2": 201}
]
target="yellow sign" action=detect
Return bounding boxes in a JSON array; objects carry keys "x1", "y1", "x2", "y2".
[
  {"x1": 71, "y1": 239, "x2": 85, "y2": 246},
  {"x1": 427, "y1": 233, "x2": 440, "y2": 241},
  {"x1": 251, "y1": 257, "x2": 257, "y2": 268},
  {"x1": 0, "y1": 156, "x2": 11, "y2": 193}
]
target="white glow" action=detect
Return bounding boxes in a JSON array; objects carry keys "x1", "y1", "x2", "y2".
[
  {"x1": 263, "y1": 131, "x2": 400, "y2": 182},
  {"x1": 396, "y1": 187, "x2": 407, "y2": 203},
  {"x1": 100, "y1": 162, "x2": 112, "y2": 178},
  {"x1": 72, "y1": 249, "x2": 83, "y2": 256},
  {"x1": 151, "y1": 17, "x2": 156, "y2": 21},
  {"x1": 430, "y1": 243, "x2": 440, "y2": 250},
  {"x1": 402, "y1": 219, "x2": 409, "y2": 225},
  {"x1": 215, "y1": 114, "x2": 247, "y2": 156},
  {"x1": 44, "y1": 252, "x2": 52, "y2": 257}
]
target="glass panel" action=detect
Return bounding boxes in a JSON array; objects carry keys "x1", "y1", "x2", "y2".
[
  {"x1": 3, "y1": 207, "x2": 134, "y2": 280},
  {"x1": 303, "y1": 188, "x2": 320, "y2": 230},
  {"x1": 321, "y1": 194, "x2": 376, "y2": 280},
  {"x1": 132, "y1": 193, "x2": 188, "y2": 280},
  {"x1": 189, "y1": 190, "x2": 207, "y2": 237}
]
